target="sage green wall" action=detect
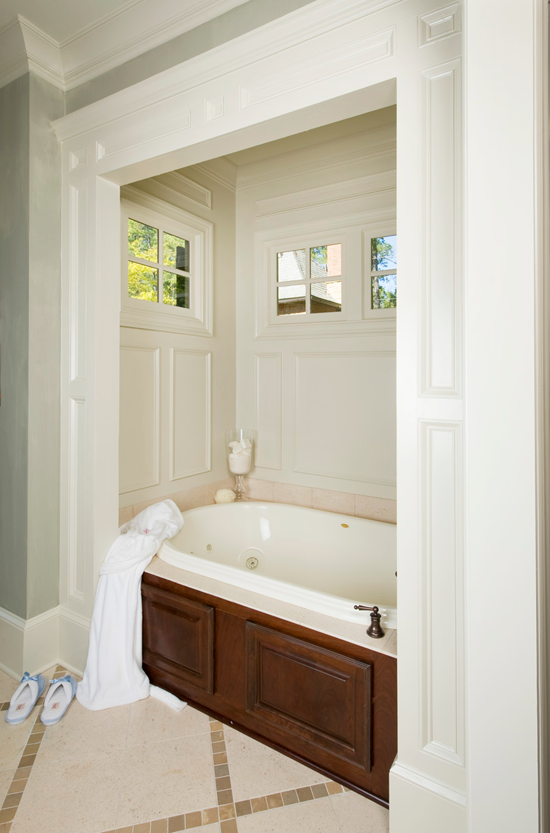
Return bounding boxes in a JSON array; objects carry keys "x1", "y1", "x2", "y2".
[
  {"x1": 0, "y1": 73, "x2": 63, "y2": 619},
  {"x1": 66, "y1": 0, "x2": 316, "y2": 113},
  {"x1": 27, "y1": 74, "x2": 64, "y2": 618},
  {"x1": 0, "y1": 74, "x2": 30, "y2": 619},
  {"x1": 0, "y1": 0, "x2": 314, "y2": 621}
]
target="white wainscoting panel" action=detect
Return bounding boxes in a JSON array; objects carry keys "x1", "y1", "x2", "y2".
[
  {"x1": 293, "y1": 352, "x2": 396, "y2": 486},
  {"x1": 421, "y1": 59, "x2": 462, "y2": 397},
  {"x1": 119, "y1": 346, "x2": 160, "y2": 494},
  {"x1": 69, "y1": 182, "x2": 88, "y2": 383},
  {"x1": 420, "y1": 420, "x2": 464, "y2": 765},
  {"x1": 170, "y1": 349, "x2": 211, "y2": 480},
  {"x1": 254, "y1": 353, "x2": 282, "y2": 470}
]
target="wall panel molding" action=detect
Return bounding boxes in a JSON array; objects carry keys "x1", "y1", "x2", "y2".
[
  {"x1": 293, "y1": 352, "x2": 396, "y2": 486},
  {"x1": 421, "y1": 59, "x2": 462, "y2": 398},
  {"x1": 170, "y1": 349, "x2": 212, "y2": 481},
  {"x1": 69, "y1": 181, "x2": 88, "y2": 384},
  {"x1": 119, "y1": 346, "x2": 160, "y2": 494},
  {"x1": 240, "y1": 27, "x2": 395, "y2": 110},
  {"x1": 68, "y1": 397, "x2": 87, "y2": 603},
  {"x1": 420, "y1": 420, "x2": 464, "y2": 766},
  {"x1": 254, "y1": 354, "x2": 282, "y2": 470}
]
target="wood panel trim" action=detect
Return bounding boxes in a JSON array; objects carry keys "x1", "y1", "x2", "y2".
[{"x1": 245, "y1": 622, "x2": 372, "y2": 770}]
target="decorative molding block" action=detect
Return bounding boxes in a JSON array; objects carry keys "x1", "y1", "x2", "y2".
[
  {"x1": 240, "y1": 28, "x2": 395, "y2": 110},
  {"x1": 69, "y1": 148, "x2": 88, "y2": 171},
  {"x1": 205, "y1": 95, "x2": 224, "y2": 122},
  {"x1": 418, "y1": 3, "x2": 461, "y2": 48},
  {"x1": 420, "y1": 421, "x2": 464, "y2": 767}
]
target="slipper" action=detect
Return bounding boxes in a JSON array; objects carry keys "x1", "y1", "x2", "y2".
[
  {"x1": 5, "y1": 672, "x2": 46, "y2": 725},
  {"x1": 40, "y1": 675, "x2": 77, "y2": 726}
]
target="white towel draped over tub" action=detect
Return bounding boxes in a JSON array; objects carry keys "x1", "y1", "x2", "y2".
[{"x1": 77, "y1": 500, "x2": 184, "y2": 711}]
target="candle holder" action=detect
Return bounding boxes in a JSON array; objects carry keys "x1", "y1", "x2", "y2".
[{"x1": 225, "y1": 429, "x2": 254, "y2": 501}]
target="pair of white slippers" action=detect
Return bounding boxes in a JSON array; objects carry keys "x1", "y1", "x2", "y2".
[{"x1": 5, "y1": 671, "x2": 77, "y2": 726}]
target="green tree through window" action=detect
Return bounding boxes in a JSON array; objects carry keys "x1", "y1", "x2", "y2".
[{"x1": 371, "y1": 236, "x2": 397, "y2": 309}]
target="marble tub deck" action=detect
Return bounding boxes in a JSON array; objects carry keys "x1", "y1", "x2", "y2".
[{"x1": 0, "y1": 666, "x2": 388, "y2": 833}]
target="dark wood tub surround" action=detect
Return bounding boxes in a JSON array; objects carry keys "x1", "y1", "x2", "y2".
[{"x1": 142, "y1": 572, "x2": 397, "y2": 807}]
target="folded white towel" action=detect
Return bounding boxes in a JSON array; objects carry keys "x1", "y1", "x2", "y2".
[
  {"x1": 77, "y1": 499, "x2": 183, "y2": 711},
  {"x1": 150, "y1": 685, "x2": 187, "y2": 712}
]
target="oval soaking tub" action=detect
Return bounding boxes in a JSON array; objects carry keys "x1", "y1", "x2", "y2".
[{"x1": 158, "y1": 501, "x2": 397, "y2": 629}]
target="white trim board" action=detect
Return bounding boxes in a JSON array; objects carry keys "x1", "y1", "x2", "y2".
[
  {"x1": 52, "y1": 0, "x2": 400, "y2": 142},
  {"x1": 0, "y1": 605, "x2": 91, "y2": 679}
]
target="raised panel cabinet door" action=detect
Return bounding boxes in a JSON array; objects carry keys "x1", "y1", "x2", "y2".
[
  {"x1": 245, "y1": 622, "x2": 372, "y2": 771},
  {"x1": 142, "y1": 582, "x2": 214, "y2": 694}
]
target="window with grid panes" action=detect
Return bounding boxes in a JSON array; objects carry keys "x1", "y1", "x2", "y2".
[
  {"x1": 276, "y1": 242, "x2": 343, "y2": 317},
  {"x1": 127, "y1": 217, "x2": 191, "y2": 309}
]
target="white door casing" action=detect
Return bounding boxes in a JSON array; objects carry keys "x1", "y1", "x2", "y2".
[{"x1": 51, "y1": 0, "x2": 544, "y2": 830}]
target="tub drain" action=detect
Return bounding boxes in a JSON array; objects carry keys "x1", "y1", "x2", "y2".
[{"x1": 246, "y1": 556, "x2": 259, "y2": 570}]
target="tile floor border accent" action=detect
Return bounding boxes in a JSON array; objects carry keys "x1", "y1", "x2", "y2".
[
  {"x1": 1, "y1": 667, "x2": 384, "y2": 833},
  {"x1": 99, "y1": 782, "x2": 344, "y2": 832},
  {"x1": 0, "y1": 666, "x2": 68, "y2": 833},
  {"x1": 98, "y1": 717, "x2": 348, "y2": 833}
]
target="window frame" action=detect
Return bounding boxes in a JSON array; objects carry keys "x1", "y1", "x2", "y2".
[
  {"x1": 362, "y1": 225, "x2": 397, "y2": 321},
  {"x1": 254, "y1": 216, "x2": 397, "y2": 340},
  {"x1": 272, "y1": 237, "x2": 346, "y2": 323},
  {"x1": 120, "y1": 187, "x2": 213, "y2": 337}
]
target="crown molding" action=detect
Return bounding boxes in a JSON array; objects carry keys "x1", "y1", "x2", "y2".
[
  {"x1": 193, "y1": 159, "x2": 238, "y2": 192},
  {"x1": 0, "y1": 0, "x2": 250, "y2": 93}
]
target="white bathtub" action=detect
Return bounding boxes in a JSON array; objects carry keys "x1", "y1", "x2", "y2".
[{"x1": 158, "y1": 502, "x2": 397, "y2": 629}]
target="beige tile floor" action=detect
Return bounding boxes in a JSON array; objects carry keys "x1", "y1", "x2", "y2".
[{"x1": 0, "y1": 667, "x2": 389, "y2": 833}]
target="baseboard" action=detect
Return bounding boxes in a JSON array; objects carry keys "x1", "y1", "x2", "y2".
[
  {"x1": 0, "y1": 605, "x2": 59, "y2": 678},
  {"x1": 389, "y1": 762, "x2": 466, "y2": 833},
  {"x1": 23, "y1": 606, "x2": 61, "y2": 675},
  {"x1": 0, "y1": 604, "x2": 90, "y2": 679},
  {"x1": 0, "y1": 608, "x2": 25, "y2": 678}
]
